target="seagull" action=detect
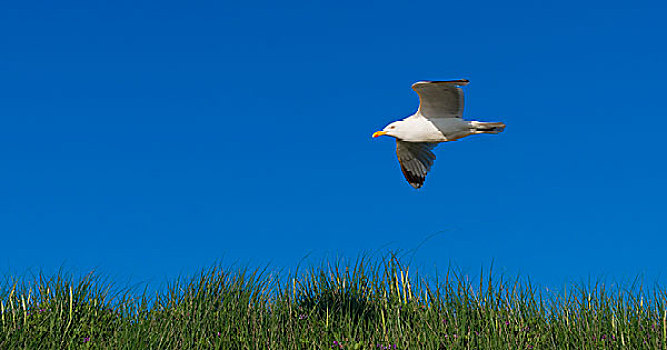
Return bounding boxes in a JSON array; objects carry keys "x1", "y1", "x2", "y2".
[{"x1": 372, "y1": 79, "x2": 505, "y2": 189}]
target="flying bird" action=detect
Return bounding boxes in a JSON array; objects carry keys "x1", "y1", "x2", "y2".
[{"x1": 372, "y1": 80, "x2": 505, "y2": 189}]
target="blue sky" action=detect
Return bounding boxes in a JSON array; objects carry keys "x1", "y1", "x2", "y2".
[{"x1": 1, "y1": 0, "x2": 666, "y2": 290}]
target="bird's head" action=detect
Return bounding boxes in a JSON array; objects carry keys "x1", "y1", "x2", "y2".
[{"x1": 372, "y1": 121, "x2": 404, "y2": 139}]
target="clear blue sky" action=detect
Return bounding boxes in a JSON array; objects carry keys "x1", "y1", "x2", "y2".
[{"x1": 2, "y1": 0, "x2": 666, "y2": 290}]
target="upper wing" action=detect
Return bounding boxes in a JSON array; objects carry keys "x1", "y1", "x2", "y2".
[
  {"x1": 411, "y1": 80, "x2": 468, "y2": 119},
  {"x1": 396, "y1": 140, "x2": 438, "y2": 189}
]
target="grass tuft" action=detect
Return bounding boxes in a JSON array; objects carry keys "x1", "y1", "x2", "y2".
[{"x1": 1, "y1": 253, "x2": 666, "y2": 349}]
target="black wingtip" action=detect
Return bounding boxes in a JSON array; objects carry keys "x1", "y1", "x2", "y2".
[
  {"x1": 400, "y1": 166, "x2": 425, "y2": 189},
  {"x1": 424, "y1": 79, "x2": 469, "y2": 85}
]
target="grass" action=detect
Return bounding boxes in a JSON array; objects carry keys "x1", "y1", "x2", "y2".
[{"x1": 1, "y1": 253, "x2": 666, "y2": 349}]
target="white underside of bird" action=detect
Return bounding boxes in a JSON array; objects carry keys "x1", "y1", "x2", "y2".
[{"x1": 372, "y1": 79, "x2": 505, "y2": 189}]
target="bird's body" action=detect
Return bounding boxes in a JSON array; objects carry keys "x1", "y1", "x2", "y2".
[
  {"x1": 372, "y1": 79, "x2": 505, "y2": 189},
  {"x1": 384, "y1": 116, "x2": 475, "y2": 142}
]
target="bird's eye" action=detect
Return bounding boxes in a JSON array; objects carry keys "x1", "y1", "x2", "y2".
[{"x1": 390, "y1": 126, "x2": 396, "y2": 129}]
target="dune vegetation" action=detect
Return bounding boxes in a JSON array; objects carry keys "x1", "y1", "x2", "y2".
[{"x1": 1, "y1": 253, "x2": 666, "y2": 349}]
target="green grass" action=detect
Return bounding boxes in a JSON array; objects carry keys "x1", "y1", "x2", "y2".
[{"x1": 1, "y1": 253, "x2": 666, "y2": 349}]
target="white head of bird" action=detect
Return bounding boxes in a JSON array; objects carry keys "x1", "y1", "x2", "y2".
[
  {"x1": 372, "y1": 120, "x2": 406, "y2": 139},
  {"x1": 372, "y1": 118, "x2": 437, "y2": 142}
]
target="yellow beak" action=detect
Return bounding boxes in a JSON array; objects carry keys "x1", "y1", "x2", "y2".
[{"x1": 372, "y1": 131, "x2": 388, "y2": 138}]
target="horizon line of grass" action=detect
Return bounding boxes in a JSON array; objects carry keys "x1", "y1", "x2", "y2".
[{"x1": 2, "y1": 252, "x2": 666, "y2": 349}]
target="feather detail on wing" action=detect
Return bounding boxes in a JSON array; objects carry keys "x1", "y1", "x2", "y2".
[
  {"x1": 411, "y1": 80, "x2": 468, "y2": 119},
  {"x1": 396, "y1": 141, "x2": 438, "y2": 189}
]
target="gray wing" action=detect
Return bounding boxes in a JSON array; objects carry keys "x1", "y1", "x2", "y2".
[
  {"x1": 411, "y1": 80, "x2": 468, "y2": 119},
  {"x1": 396, "y1": 140, "x2": 438, "y2": 189}
]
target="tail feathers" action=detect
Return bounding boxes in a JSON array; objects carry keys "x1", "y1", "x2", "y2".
[{"x1": 472, "y1": 121, "x2": 505, "y2": 134}]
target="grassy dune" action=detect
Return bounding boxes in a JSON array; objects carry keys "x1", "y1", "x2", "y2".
[{"x1": 1, "y1": 254, "x2": 666, "y2": 349}]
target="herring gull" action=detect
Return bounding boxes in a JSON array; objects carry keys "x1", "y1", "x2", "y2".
[{"x1": 372, "y1": 79, "x2": 505, "y2": 189}]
